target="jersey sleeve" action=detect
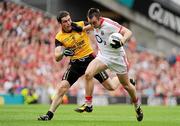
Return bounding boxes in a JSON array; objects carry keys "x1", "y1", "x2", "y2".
[
  {"x1": 55, "y1": 32, "x2": 63, "y2": 47},
  {"x1": 73, "y1": 21, "x2": 89, "y2": 28},
  {"x1": 84, "y1": 21, "x2": 89, "y2": 26},
  {"x1": 76, "y1": 21, "x2": 85, "y2": 27},
  {"x1": 55, "y1": 39, "x2": 63, "y2": 47},
  {"x1": 55, "y1": 32, "x2": 61, "y2": 41},
  {"x1": 107, "y1": 19, "x2": 123, "y2": 33}
]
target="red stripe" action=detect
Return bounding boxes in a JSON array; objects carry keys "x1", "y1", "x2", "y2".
[
  {"x1": 99, "y1": 18, "x2": 104, "y2": 27},
  {"x1": 85, "y1": 96, "x2": 92, "y2": 102},
  {"x1": 94, "y1": 39, "x2": 101, "y2": 54},
  {"x1": 123, "y1": 55, "x2": 129, "y2": 72},
  {"x1": 118, "y1": 26, "x2": 123, "y2": 33}
]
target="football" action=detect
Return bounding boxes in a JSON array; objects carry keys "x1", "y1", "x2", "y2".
[{"x1": 108, "y1": 32, "x2": 123, "y2": 44}]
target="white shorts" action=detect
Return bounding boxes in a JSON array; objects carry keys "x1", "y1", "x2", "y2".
[{"x1": 96, "y1": 52, "x2": 129, "y2": 74}]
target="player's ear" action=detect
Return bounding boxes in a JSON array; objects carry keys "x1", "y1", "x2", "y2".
[{"x1": 87, "y1": 17, "x2": 90, "y2": 22}]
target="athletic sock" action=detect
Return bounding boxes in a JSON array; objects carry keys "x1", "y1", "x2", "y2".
[
  {"x1": 85, "y1": 96, "x2": 92, "y2": 107},
  {"x1": 46, "y1": 111, "x2": 54, "y2": 119}
]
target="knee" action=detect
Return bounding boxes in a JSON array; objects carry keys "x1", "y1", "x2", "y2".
[
  {"x1": 85, "y1": 72, "x2": 93, "y2": 80},
  {"x1": 57, "y1": 83, "x2": 69, "y2": 95}
]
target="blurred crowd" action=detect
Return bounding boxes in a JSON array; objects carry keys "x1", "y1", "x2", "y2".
[
  {"x1": 0, "y1": 2, "x2": 68, "y2": 97},
  {"x1": 0, "y1": 2, "x2": 180, "y2": 102}
]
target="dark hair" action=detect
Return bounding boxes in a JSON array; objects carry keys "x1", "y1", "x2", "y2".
[
  {"x1": 57, "y1": 11, "x2": 70, "y2": 23},
  {"x1": 87, "y1": 8, "x2": 101, "y2": 19}
]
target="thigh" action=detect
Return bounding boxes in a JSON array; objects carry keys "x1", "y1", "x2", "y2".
[
  {"x1": 62, "y1": 65, "x2": 83, "y2": 86},
  {"x1": 85, "y1": 58, "x2": 108, "y2": 77},
  {"x1": 99, "y1": 53, "x2": 129, "y2": 74},
  {"x1": 94, "y1": 70, "x2": 109, "y2": 83}
]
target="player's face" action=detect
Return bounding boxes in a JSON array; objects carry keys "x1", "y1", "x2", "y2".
[
  {"x1": 88, "y1": 16, "x2": 100, "y2": 28},
  {"x1": 61, "y1": 15, "x2": 72, "y2": 32}
]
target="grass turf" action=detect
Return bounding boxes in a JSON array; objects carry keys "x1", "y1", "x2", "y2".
[{"x1": 0, "y1": 104, "x2": 180, "y2": 126}]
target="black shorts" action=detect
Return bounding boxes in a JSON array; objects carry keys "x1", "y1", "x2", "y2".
[{"x1": 62, "y1": 54, "x2": 108, "y2": 86}]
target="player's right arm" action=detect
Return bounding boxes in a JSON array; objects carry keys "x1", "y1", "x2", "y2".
[
  {"x1": 55, "y1": 39, "x2": 64, "y2": 62},
  {"x1": 83, "y1": 24, "x2": 93, "y2": 31},
  {"x1": 119, "y1": 26, "x2": 132, "y2": 45}
]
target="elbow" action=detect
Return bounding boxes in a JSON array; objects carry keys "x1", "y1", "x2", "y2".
[
  {"x1": 55, "y1": 53, "x2": 63, "y2": 62},
  {"x1": 125, "y1": 30, "x2": 132, "y2": 42},
  {"x1": 128, "y1": 30, "x2": 132, "y2": 38},
  {"x1": 55, "y1": 56, "x2": 63, "y2": 62},
  {"x1": 55, "y1": 57, "x2": 60, "y2": 62}
]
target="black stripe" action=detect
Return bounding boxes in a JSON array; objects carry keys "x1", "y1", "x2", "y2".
[
  {"x1": 100, "y1": 71, "x2": 109, "y2": 81},
  {"x1": 55, "y1": 39, "x2": 63, "y2": 47},
  {"x1": 62, "y1": 67, "x2": 71, "y2": 80}
]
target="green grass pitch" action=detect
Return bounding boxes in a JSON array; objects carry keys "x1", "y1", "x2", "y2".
[{"x1": 0, "y1": 104, "x2": 180, "y2": 126}]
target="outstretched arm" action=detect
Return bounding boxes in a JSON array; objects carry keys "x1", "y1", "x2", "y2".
[{"x1": 83, "y1": 24, "x2": 93, "y2": 31}]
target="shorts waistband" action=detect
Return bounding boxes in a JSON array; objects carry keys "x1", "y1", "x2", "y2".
[{"x1": 70, "y1": 54, "x2": 93, "y2": 63}]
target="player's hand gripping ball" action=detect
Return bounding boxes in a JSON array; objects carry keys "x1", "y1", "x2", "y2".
[{"x1": 109, "y1": 33, "x2": 124, "y2": 49}]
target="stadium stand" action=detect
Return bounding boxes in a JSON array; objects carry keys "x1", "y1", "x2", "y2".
[{"x1": 0, "y1": 1, "x2": 180, "y2": 105}]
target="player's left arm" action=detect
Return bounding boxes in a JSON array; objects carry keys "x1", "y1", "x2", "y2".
[
  {"x1": 119, "y1": 26, "x2": 132, "y2": 45},
  {"x1": 71, "y1": 21, "x2": 93, "y2": 32}
]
